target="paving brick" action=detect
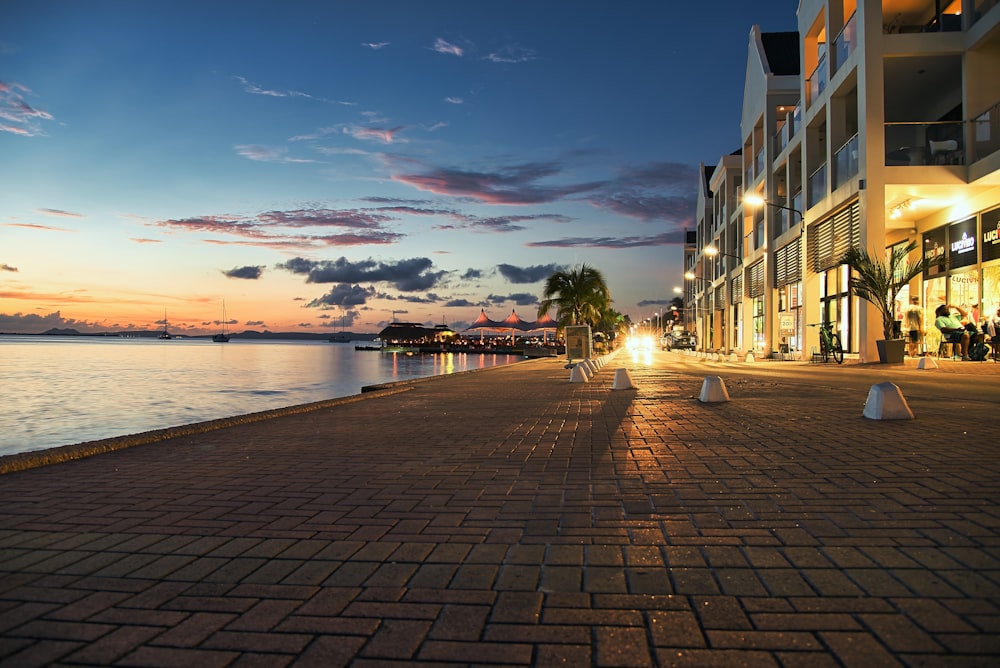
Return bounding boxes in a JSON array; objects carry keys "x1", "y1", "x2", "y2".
[
  {"x1": 2, "y1": 354, "x2": 998, "y2": 666},
  {"x1": 152, "y1": 612, "x2": 235, "y2": 648},
  {"x1": 595, "y1": 625, "x2": 652, "y2": 667},
  {"x1": 820, "y1": 631, "x2": 905, "y2": 667},
  {"x1": 63, "y1": 624, "x2": 163, "y2": 665}
]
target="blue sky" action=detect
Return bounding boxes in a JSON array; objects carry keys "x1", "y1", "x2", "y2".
[{"x1": 1, "y1": 1, "x2": 798, "y2": 335}]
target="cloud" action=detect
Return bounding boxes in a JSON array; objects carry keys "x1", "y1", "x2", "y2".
[
  {"x1": 35, "y1": 208, "x2": 83, "y2": 218},
  {"x1": 223, "y1": 265, "x2": 264, "y2": 279},
  {"x1": 130, "y1": 238, "x2": 162, "y2": 244},
  {"x1": 432, "y1": 38, "x2": 463, "y2": 56},
  {"x1": 445, "y1": 298, "x2": 477, "y2": 307},
  {"x1": 0, "y1": 80, "x2": 54, "y2": 137},
  {"x1": 461, "y1": 268, "x2": 482, "y2": 280},
  {"x1": 526, "y1": 230, "x2": 687, "y2": 248},
  {"x1": 637, "y1": 299, "x2": 673, "y2": 307},
  {"x1": 362, "y1": 41, "x2": 390, "y2": 50},
  {"x1": 0, "y1": 310, "x2": 104, "y2": 334},
  {"x1": 587, "y1": 161, "x2": 699, "y2": 222},
  {"x1": 485, "y1": 45, "x2": 537, "y2": 63},
  {"x1": 485, "y1": 293, "x2": 539, "y2": 307},
  {"x1": 1, "y1": 264, "x2": 17, "y2": 272},
  {"x1": 497, "y1": 263, "x2": 563, "y2": 284},
  {"x1": 344, "y1": 125, "x2": 404, "y2": 144},
  {"x1": 306, "y1": 283, "x2": 376, "y2": 308},
  {"x1": 155, "y1": 207, "x2": 403, "y2": 249},
  {"x1": 277, "y1": 256, "x2": 446, "y2": 292},
  {"x1": 393, "y1": 160, "x2": 604, "y2": 205},
  {"x1": 235, "y1": 144, "x2": 315, "y2": 163},
  {"x1": 444, "y1": 97, "x2": 464, "y2": 104},
  {"x1": 6, "y1": 222, "x2": 73, "y2": 232}
]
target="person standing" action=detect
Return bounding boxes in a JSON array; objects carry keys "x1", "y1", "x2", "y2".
[{"x1": 904, "y1": 296, "x2": 923, "y2": 357}]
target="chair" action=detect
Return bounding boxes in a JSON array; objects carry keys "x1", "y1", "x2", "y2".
[{"x1": 929, "y1": 139, "x2": 960, "y2": 164}]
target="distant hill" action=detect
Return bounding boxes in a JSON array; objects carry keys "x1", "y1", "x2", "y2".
[{"x1": 27, "y1": 328, "x2": 379, "y2": 341}]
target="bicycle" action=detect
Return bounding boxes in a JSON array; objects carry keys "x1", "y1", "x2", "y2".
[{"x1": 808, "y1": 322, "x2": 844, "y2": 364}]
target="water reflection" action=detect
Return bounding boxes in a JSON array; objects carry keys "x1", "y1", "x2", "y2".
[{"x1": 0, "y1": 337, "x2": 520, "y2": 456}]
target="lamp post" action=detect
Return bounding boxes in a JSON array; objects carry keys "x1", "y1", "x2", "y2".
[
  {"x1": 742, "y1": 193, "x2": 803, "y2": 224},
  {"x1": 684, "y1": 271, "x2": 713, "y2": 352},
  {"x1": 742, "y1": 193, "x2": 805, "y2": 357}
]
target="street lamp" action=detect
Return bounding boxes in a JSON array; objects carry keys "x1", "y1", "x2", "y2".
[{"x1": 743, "y1": 193, "x2": 804, "y2": 224}]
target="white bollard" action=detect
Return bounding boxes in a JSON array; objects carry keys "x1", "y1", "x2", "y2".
[
  {"x1": 862, "y1": 382, "x2": 914, "y2": 420},
  {"x1": 699, "y1": 376, "x2": 730, "y2": 403},
  {"x1": 917, "y1": 356, "x2": 938, "y2": 370},
  {"x1": 728, "y1": 352, "x2": 739, "y2": 363},
  {"x1": 570, "y1": 365, "x2": 589, "y2": 383},
  {"x1": 612, "y1": 368, "x2": 634, "y2": 390},
  {"x1": 744, "y1": 353, "x2": 755, "y2": 363}
]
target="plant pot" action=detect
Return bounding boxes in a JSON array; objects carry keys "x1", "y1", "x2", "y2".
[{"x1": 876, "y1": 338, "x2": 906, "y2": 364}]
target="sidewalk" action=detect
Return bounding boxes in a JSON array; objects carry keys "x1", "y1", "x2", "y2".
[{"x1": 1, "y1": 350, "x2": 998, "y2": 667}]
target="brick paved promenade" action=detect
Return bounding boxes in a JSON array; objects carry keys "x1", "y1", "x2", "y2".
[{"x1": 1, "y1": 351, "x2": 998, "y2": 667}]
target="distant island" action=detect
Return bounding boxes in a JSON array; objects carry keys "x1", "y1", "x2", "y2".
[{"x1": 1, "y1": 329, "x2": 379, "y2": 342}]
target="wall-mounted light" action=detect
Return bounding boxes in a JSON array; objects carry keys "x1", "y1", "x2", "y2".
[{"x1": 889, "y1": 198, "x2": 920, "y2": 220}]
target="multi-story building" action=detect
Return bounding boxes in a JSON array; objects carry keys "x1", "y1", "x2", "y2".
[{"x1": 687, "y1": 0, "x2": 1000, "y2": 361}]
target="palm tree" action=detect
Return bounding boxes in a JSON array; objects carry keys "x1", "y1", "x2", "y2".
[
  {"x1": 538, "y1": 264, "x2": 611, "y2": 329},
  {"x1": 839, "y1": 240, "x2": 928, "y2": 340}
]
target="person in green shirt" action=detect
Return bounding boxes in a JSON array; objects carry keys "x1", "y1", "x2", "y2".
[{"x1": 934, "y1": 304, "x2": 970, "y2": 360}]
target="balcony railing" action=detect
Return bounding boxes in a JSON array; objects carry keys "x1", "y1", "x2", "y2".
[
  {"x1": 807, "y1": 57, "x2": 827, "y2": 107},
  {"x1": 833, "y1": 12, "x2": 857, "y2": 76},
  {"x1": 773, "y1": 105, "x2": 800, "y2": 154},
  {"x1": 833, "y1": 133, "x2": 859, "y2": 188},
  {"x1": 972, "y1": 0, "x2": 999, "y2": 29},
  {"x1": 972, "y1": 101, "x2": 1000, "y2": 163},
  {"x1": 808, "y1": 163, "x2": 826, "y2": 207},
  {"x1": 791, "y1": 191, "x2": 803, "y2": 222},
  {"x1": 884, "y1": 121, "x2": 965, "y2": 165},
  {"x1": 754, "y1": 146, "x2": 765, "y2": 176}
]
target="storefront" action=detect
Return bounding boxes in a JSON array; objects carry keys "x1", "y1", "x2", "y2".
[{"x1": 921, "y1": 205, "x2": 1000, "y2": 329}]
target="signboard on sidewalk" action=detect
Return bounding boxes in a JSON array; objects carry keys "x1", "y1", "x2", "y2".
[{"x1": 564, "y1": 325, "x2": 592, "y2": 362}]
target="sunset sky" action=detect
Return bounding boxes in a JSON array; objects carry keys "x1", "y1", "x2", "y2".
[{"x1": 1, "y1": 1, "x2": 797, "y2": 335}]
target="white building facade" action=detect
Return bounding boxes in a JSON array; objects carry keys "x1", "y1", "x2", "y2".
[{"x1": 687, "y1": 0, "x2": 1000, "y2": 361}]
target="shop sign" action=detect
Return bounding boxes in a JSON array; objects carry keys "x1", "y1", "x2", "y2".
[
  {"x1": 923, "y1": 227, "x2": 947, "y2": 277},
  {"x1": 983, "y1": 206, "x2": 1000, "y2": 263},
  {"x1": 948, "y1": 217, "x2": 977, "y2": 270}
]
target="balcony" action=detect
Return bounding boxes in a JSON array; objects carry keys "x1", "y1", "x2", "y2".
[
  {"x1": 833, "y1": 12, "x2": 857, "y2": 76},
  {"x1": 754, "y1": 146, "x2": 766, "y2": 177},
  {"x1": 884, "y1": 121, "x2": 965, "y2": 165},
  {"x1": 972, "y1": 101, "x2": 1000, "y2": 163},
  {"x1": 808, "y1": 163, "x2": 827, "y2": 207},
  {"x1": 807, "y1": 58, "x2": 827, "y2": 107},
  {"x1": 773, "y1": 105, "x2": 801, "y2": 154},
  {"x1": 833, "y1": 133, "x2": 859, "y2": 188},
  {"x1": 883, "y1": 1, "x2": 963, "y2": 33}
]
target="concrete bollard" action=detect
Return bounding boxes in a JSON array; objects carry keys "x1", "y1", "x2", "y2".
[
  {"x1": 863, "y1": 382, "x2": 914, "y2": 420},
  {"x1": 612, "y1": 368, "x2": 634, "y2": 390},
  {"x1": 744, "y1": 353, "x2": 755, "y2": 363},
  {"x1": 917, "y1": 356, "x2": 938, "y2": 370},
  {"x1": 569, "y1": 365, "x2": 589, "y2": 383},
  {"x1": 699, "y1": 376, "x2": 730, "y2": 403},
  {"x1": 728, "y1": 352, "x2": 739, "y2": 363}
]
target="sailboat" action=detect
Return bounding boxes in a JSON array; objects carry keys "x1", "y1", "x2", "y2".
[
  {"x1": 212, "y1": 301, "x2": 230, "y2": 343},
  {"x1": 328, "y1": 314, "x2": 351, "y2": 342},
  {"x1": 158, "y1": 310, "x2": 172, "y2": 339}
]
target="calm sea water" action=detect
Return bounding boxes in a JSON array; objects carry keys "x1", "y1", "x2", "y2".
[{"x1": 0, "y1": 336, "x2": 522, "y2": 457}]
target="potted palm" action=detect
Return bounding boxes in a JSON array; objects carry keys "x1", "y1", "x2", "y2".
[{"x1": 839, "y1": 240, "x2": 929, "y2": 363}]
